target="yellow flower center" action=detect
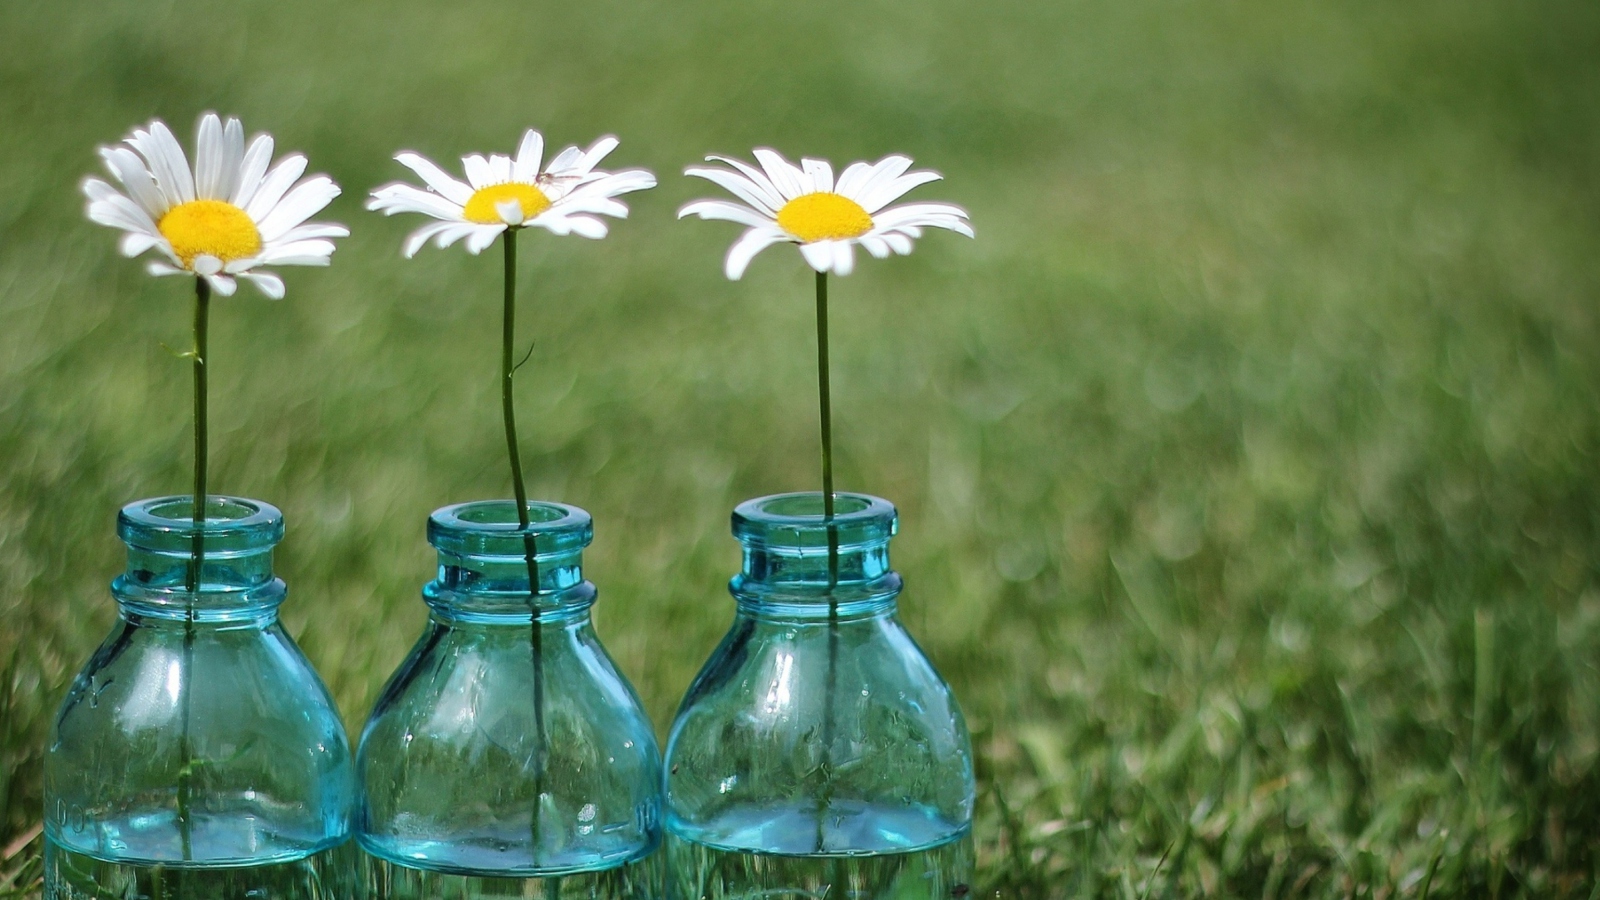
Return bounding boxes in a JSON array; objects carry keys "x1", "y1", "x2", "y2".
[
  {"x1": 157, "y1": 200, "x2": 262, "y2": 268},
  {"x1": 462, "y1": 182, "x2": 552, "y2": 224},
  {"x1": 776, "y1": 192, "x2": 873, "y2": 243}
]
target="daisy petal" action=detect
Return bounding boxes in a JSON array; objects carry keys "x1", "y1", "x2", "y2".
[
  {"x1": 119, "y1": 231, "x2": 163, "y2": 257},
  {"x1": 496, "y1": 197, "x2": 524, "y2": 226},
  {"x1": 554, "y1": 195, "x2": 629, "y2": 219},
  {"x1": 567, "y1": 168, "x2": 656, "y2": 200},
  {"x1": 489, "y1": 154, "x2": 514, "y2": 185},
  {"x1": 461, "y1": 154, "x2": 495, "y2": 190},
  {"x1": 86, "y1": 192, "x2": 159, "y2": 236},
  {"x1": 537, "y1": 215, "x2": 572, "y2": 236},
  {"x1": 752, "y1": 148, "x2": 808, "y2": 201},
  {"x1": 801, "y1": 158, "x2": 834, "y2": 194},
  {"x1": 433, "y1": 223, "x2": 483, "y2": 249},
  {"x1": 129, "y1": 120, "x2": 195, "y2": 204},
  {"x1": 684, "y1": 167, "x2": 782, "y2": 216},
  {"x1": 724, "y1": 227, "x2": 788, "y2": 280},
  {"x1": 401, "y1": 221, "x2": 461, "y2": 258},
  {"x1": 194, "y1": 114, "x2": 225, "y2": 200},
  {"x1": 833, "y1": 161, "x2": 877, "y2": 198},
  {"x1": 395, "y1": 152, "x2": 475, "y2": 206},
  {"x1": 513, "y1": 130, "x2": 545, "y2": 182},
  {"x1": 543, "y1": 145, "x2": 586, "y2": 176},
  {"x1": 831, "y1": 240, "x2": 855, "y2": 276},
  {"x1": 858, "y1": 234, "x2": 892, "y2": 259},
  {"x1": 559, "y1": 214, "x2": 609, "y2": 239},
  {"x1": 872, "y1": 202, "x2": 972, "y2": 230},
  {"x1": 100, "y1": 148, "x2": 169, "y2": 219},
  {"x1": 368, "y1": 183, "x2": 466, "y2": 220},
  {"x1": 258, "y1": 239, "x2": 337, "y2": 265},
  {"x1": 858, "y1": 170, "x2": 943, "y2": 213},
  {"x1": 218, "y1": 117, "x2": 245, "y2": 202},
  {"x1": 204, "y1": 273, "x2": 237, "y2": 297},
  {"x1": 147, "y1": 261, "x2": 186, "y2": 277},
  {"x1": 239, "y1": 271, "x2": 286, "y2": 299},
  {"x1": 278, "y1": 222, "x2": 351, "y2": 242},
  {"x1": 464, "y1": 223, "x2": 504, "y2": 254},
  {"x1": 574, "y1": 136, "x2": 620, "y2": 175},
  {"x1": 882, "y1": 232, "x2": 914, "y2": 255},
  {"x1": 706, "y1": 155, "x2": 787, "y2": 210},
  {"x1": 799, "y1": 240, "x2": 835, "y2": 273},
  {"x1": 678, "y1": 199, "x2": 773, "y2": 228},
  {"x1": 244, "y1": 154, "x2": 308, "y2": 221},
  {"x1": 257, "y1": 176, "x2": 341, "y2": 242},
  {"x1": 844, "y1": 155, "x2": 914, "y2": 208},
  {"x1": 232, "y1": 134, "x2": 275, "y2": 208}
]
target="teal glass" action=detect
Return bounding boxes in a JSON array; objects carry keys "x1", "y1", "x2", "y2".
[
  {"x1": 356, "y1": 501, "x2": 660, "y2": 898},
  {"x1": 44, "y1": 496, "x2": 356, "y2": 900},
  {"x1": 663, "y1": 492, "x2": 975, "y2": 898}
]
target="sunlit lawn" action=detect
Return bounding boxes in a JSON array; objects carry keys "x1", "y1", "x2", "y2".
[{"x1": 2, "y1": 0, "x2": 1599, "y2": 895}]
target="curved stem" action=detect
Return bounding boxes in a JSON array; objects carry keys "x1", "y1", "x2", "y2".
[
  {"x1": 815, "y1": 270, "x2": 840, "y2": 852},
  {"x1": 177, "y1": 276, "x2": 208, "y2": 861},
  {"x1": 501, "y1": 229, "x2": 546, "y2": 864}
]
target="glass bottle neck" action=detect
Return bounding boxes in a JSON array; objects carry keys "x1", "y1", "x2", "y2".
[
  {"x1": 728, "y1": 492, "x2": 903, "y2": 620},
  {"x1": 112, "y1": 496, "x2": 285, "y2": 623},
  {"x1": 422, "y1": 500, "x2": 597, "y2": 623}
]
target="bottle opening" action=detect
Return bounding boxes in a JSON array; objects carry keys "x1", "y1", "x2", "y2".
[
  {"x1": 428, "y1": 500, "x2": 593, "y2": 559},
  {"x1": 732, "y1": 492, "x2": 897, "y2": 552},
  {"x1": 425, "y1": 501, "x2": 596, "y2": 614},
  {"x1": 118, "y1": 496, "x2": 284, "y2": 555},
  {"x1": 730, "y1": 493, "x2": 901, "y2": 604},
  {"x1": 113, "y1": 496, "x2": 286, "y2": 615}
]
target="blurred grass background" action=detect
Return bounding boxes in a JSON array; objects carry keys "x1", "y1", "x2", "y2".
[{"x1": 3, "y1": 0, "x2": 1600, "y2": 895}]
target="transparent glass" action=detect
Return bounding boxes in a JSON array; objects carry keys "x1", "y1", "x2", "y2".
[
  {"x1": 356, "y1": 501, "x2": 660, "y2": 896},
  {"x1": 663, "y1": 492, "x2": 975, "y2": 898},
  {"x1": 43, "y1": 496, "x2": 355, "y2": 900}
]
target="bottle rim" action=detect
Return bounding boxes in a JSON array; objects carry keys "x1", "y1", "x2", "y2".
[
  {"x1": 732, "y1": 491, "x2": 898, "y2": 550},
  {"x1": 117, "y1": 495, "x2": 284, "y2": 552},
  {"x1": 428, "y1": 499, "x2": 593, "y2": 558}
]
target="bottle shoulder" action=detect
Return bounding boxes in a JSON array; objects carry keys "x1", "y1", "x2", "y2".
[
  {"x1": 357, "y1": 620, "x2": 659, "y2": 773},
  {"x1": 50, "y1": 617, "x2": 348, "y2": 749},
  {"x1": 670, "y1": 612, "x2": 965, "y2": 733}
]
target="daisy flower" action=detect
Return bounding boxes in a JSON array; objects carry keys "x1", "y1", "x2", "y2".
[
  {"x1": 678, "y1": 148, "x2": 973, "y2": 279},
  {"x1": 82, "y1": 113, "x2": 346, "y2": 299},
  {"x1": 366, "y1": 130, "x2": 656, "y2": 256}
]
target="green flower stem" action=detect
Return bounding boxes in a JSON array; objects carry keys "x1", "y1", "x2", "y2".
[
  {"x1": 177, "y1": 276, "x2": 209, "y2": 862},
  {"x1": 500, "y1": 229, "x2": 546, "y2": 864},
  {"x1": 814, "y1": 270, "x2": 841, "y2": 852}
]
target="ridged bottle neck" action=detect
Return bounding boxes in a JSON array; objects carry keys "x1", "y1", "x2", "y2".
[
  {"x1": 729, "y1": 492, "x2": 902, "y2": 620},
  {"x1": 423, "y1": 500, "x2": 596, "y2": 623},
  {"x1": 112, "y1": 496, "x2": 285, "y2": 623}
]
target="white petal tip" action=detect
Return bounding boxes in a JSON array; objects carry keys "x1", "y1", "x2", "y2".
[{"x1": 495, "y1": 198, "x2": 525, "y2": 226}]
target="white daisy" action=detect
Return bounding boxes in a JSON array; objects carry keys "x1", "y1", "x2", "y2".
[
  {"x1": 678, "y1": 148, "x2": 973, "y2": 280},
  {"x1": 366, "y1": 130, "x2": 656, "y2": 256},
  {"x1": 82, "y1": 113, "x2": 346, "y2": 299}
]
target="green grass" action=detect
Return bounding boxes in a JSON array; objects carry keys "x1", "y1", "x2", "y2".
[{"x1": 3, "y1": 0, "x2": 1600, "y2": 895}]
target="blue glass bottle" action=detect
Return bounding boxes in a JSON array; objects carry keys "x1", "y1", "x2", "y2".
[
  {"x1": 356, "y1": 501, "x2": 660, "y2": 898},
  {"x1": 44, "y1": 496, "x2": 356, "y2": 900},
  {"x1": 663, "y1": 492, "x2": 975, "y2": 898}
]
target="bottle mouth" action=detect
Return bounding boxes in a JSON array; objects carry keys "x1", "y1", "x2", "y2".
[
  {"x1": 118, "y1": 496, "x2": 284, "y2": 554},
  {"x1": 428, "y1": 500, "x2": 593, "y2": 559},
  {"x1": 113, "y1": 496, "x2": 286, "y2": 614},
  {"x1": 731, "y1": 492, "x2": 897, "y2": 551}
]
